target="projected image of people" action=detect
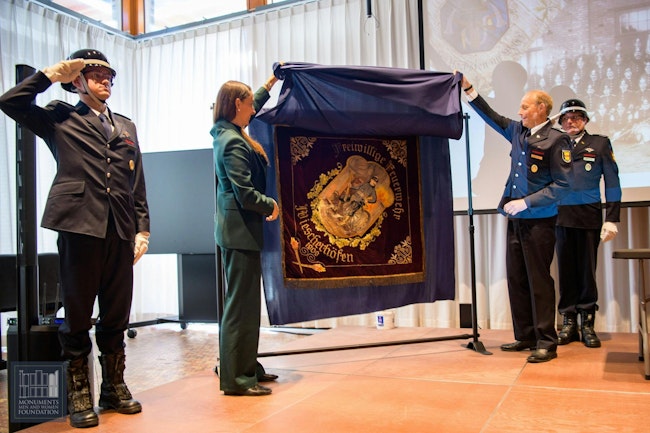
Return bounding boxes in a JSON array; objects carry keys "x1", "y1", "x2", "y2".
[{"x1": 425, "y1": 1, "x2": 650, "y2": 208}]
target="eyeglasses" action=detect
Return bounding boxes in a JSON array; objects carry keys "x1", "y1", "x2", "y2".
[
  {"x1": 84, "y1": 70, "x2": 114, "y2": 85},
  {"x1": 561, "y1": 114, "x2": 586, "y2": 123}
]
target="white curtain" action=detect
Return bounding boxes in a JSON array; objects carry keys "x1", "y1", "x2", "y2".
[
  {"x1": 1, "y1": 0, "x2": 649, "y2": 333},
  {"x1": 132, "y1": 0, "x2": 419, "y2": 155},
  {"x1": 0, "y1": 0, "x2": 175, "y2": 318}
]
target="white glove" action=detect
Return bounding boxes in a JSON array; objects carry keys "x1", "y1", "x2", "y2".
[
  {"x1": 133, "y1": 232, "x2": 150, "y2": 265},
  {"x1": 42, "y1": 59, "x2": 85, "y2": 84},
  {"x1": 600, "y1": 221, "x2": 618, "y2": 242},
  {"x1": 503, "y1": 198, "x2": 528, "y2": 216}
]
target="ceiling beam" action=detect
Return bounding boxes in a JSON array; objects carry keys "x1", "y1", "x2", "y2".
[
  {"x1": 247, "y1": 0, "x2": 268, "y2": 11},
  {"x1": 122, "y1": 0, "x2": 145, "y2": 36}
]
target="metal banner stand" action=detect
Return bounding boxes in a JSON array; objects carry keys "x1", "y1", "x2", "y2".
[{"x1": 461, "y1": 113, "x2": 492, "y2": 355}]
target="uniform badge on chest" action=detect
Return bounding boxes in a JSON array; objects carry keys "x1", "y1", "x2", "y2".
[{"x1": 583, "y1": 152, "x2": 596, "y2": 163}]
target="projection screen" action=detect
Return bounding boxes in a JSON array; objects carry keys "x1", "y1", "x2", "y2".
[{"x1": 423, "y1": 0, "x2": 650, "y2": 211}]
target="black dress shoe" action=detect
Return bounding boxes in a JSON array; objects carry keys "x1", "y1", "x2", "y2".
[
  {"x1": 526, "y1": 349, "x2": 557, "y2": 363},
  {"x1": 224, "y1": 384, "x2": 272, "y2": 396},
  {"x1": 500, "y1": 340, "x2": 536, "y2": 352},
  {"x1": 258, "y1": 373, "x2": 278, "y2": 382}
]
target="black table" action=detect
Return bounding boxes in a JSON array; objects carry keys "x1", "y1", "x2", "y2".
[{"x1": 613, "y1": 248, "x2": 650, "y2": 380}]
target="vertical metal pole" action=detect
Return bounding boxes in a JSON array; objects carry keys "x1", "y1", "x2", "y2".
[
  {"x1": 15, "y1": 64, "x2": 39, "y2": 361},
  {"x1": 417, "y1": 0, "x2": 425, "y2": 70},
  {"x1": 463, "y1": 113, "x2": 491, "y2": 355}
]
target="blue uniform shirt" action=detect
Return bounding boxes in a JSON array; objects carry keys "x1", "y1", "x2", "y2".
[
  {"x1": 468, "y1": 94, "x2": 572, "y2": 218},
  {"x1": 557, "y1": 131, "x2": 621, "y2": 228}
]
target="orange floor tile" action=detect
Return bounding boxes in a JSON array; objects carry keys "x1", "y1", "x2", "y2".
[{"x1": 3, "y1": 325, "x2": 650, "y2": 433}]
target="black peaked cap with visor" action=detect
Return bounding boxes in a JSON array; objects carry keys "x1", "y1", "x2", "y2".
[
  {"x1": 558, "y1": 98, "x2": 589, "y2": 124},
  {"x1": 61, "y1": 48, "x2": 116, "y2": 93}
]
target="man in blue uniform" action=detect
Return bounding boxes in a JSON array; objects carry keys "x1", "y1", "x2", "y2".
[
  {"x1": 0, "y1": 49, "x2": 150, "y2": 428},
  {"x1": 555, "y1": 99, "x2": 621, "y2": 348},
  {"x1": 458, "y1": 72, "x2": 572, "y2": 363}
]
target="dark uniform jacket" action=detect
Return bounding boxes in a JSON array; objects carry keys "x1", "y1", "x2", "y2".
[
  {"x1": 0, "y1": 71, "x2": 150, "y2": 241},
  {"x1": 556, "y1": 131, "x2": 621, "y2": 229},
  {"x1": 211, "y1": 88, "x2": 275, "y2": 251},
  {"x1": 469, "y1": 94, "x2": 573, "y2": 218}
]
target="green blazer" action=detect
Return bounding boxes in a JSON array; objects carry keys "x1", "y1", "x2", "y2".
[{"x1": 211, "y1": 88, "x2": 275, "y2": 251}]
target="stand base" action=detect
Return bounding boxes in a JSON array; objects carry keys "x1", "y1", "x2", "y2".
[{"x1": 465, "y1": 340, "x2": 493, "y2": 355}]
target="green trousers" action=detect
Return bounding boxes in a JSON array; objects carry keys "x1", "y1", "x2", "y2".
[{"x1": 219, "y1": 247, "x2": 262, "y2": 392}]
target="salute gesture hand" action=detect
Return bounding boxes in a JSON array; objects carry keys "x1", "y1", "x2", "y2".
[{"x1": 42, "y1": 59, "x2": 85, "y2": 84}]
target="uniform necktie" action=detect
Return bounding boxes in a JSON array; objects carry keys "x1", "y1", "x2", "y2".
[{"x1": 98, "y1": 113, "x2": 112, "y2": 138}]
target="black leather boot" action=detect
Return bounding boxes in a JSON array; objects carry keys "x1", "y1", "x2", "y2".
[
  {"x1": 98, "y1": 352, "x2": 142, "y2": 414},
  {"x1": 557, "y1": 312, "x2": 580, "y2": 345},
  {"x1": 66, "y1": 357, "x2": 99, "y2": 428},
  {"x1": 580, "y1": 309, "x2": 601, "y2": 348}
]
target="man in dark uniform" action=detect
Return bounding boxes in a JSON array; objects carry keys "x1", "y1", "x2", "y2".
[
  {"x1": 555, "y1": 99, "x2": 621, "y2": 348},
  {"x1": 458, "y1": 72, "x2": 572, "y2": 363},
  {"x1": 0, "y1": 49, "x2": 150, "y2": 428}
]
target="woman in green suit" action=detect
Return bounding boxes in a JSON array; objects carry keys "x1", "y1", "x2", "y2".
[{"x1": 211, "y1": 76, "x2": 280, "y2": 396}]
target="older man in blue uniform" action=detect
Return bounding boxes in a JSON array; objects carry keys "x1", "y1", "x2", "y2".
[
  {"x1": 555, "y1": 99, "x2": 621, "y2": 348},
  {"x1": 458, "y1": 72, "x2": 572, "y2": 363}
]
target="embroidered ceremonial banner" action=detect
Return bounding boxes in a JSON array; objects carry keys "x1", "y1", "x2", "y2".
[
  {"x1": 250, "y1": 63, "x2": 458, "y2": 324},
  {"x1": 276, "y1": 126, "x2": 424, "y2": 289}
]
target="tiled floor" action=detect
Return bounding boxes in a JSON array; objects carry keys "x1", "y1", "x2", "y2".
[{"x1": 3, "y1": 324, "x2": 650, "y2": 432}]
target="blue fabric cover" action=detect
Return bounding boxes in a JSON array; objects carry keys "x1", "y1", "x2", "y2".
[
  {"x1": 257, "y1": 62, "x2": 464, "y2": 138},
  {"x1": 250, "y1": 62, "x2": 461, "y2": 325}
]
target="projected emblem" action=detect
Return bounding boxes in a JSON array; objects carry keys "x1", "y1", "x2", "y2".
[{"x1": 440, "y1": 0, "x2": 508, "y2": 53}]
